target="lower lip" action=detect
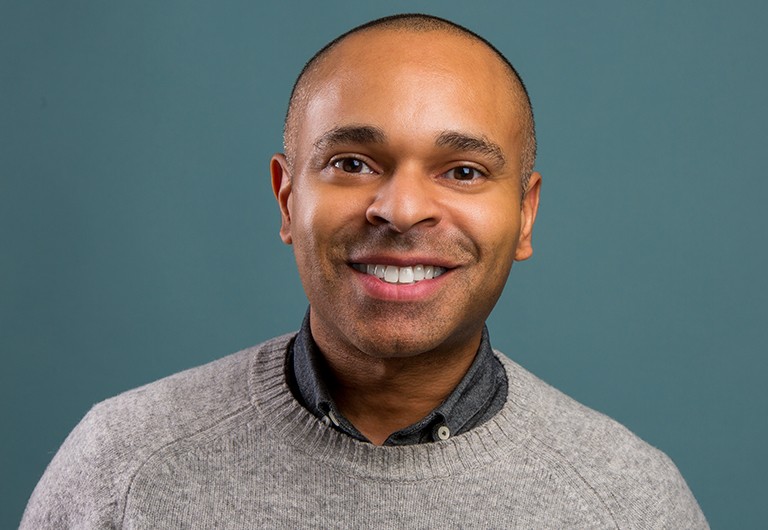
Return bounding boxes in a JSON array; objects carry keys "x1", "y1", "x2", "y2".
[{"x1": 351, "y1": 266, "x2": 450, "y2": 302}]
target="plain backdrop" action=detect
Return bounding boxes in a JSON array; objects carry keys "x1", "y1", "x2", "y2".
[{"x1": 2, "y1": 1, "x2": 767, "y2": 527}]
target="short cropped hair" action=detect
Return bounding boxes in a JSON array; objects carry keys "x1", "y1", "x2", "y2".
[{"x1": 283, "y1": 13, "x2": 537, "y2": 189}]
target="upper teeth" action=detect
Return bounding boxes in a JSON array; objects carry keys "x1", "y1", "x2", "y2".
[{"x1": 352, "y1": 264, "x2": 446, "y2": 284}]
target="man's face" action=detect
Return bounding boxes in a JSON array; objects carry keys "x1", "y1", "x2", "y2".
[{"x1": 272, "y1": 29, "x2": 540, "y2": 361}]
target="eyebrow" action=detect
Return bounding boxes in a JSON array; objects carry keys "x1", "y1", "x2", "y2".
[
  {"x1": 312, "y1": 125, "x2": 506, "y2": 169},
  {"x1": 313, "y1": 125, "x2": 387, "y2": 151},
  {"x1": 435, "y1": 131, "x2": 506, "y2": 169}
]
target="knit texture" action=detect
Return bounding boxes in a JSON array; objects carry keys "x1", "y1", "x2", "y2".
[{"x1": 22, "y1": 334, "x2": 708, "y2": 529}]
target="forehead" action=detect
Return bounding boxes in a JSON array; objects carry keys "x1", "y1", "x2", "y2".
[{"x1": 296, "y1": 29, "x2": 524, "y2": 154}]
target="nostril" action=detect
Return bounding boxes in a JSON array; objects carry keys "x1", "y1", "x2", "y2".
[{"x1": 365, "y1": 184, "x2": 441, "y2": 232}]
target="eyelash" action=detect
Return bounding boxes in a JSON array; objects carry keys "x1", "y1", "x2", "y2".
[
  {"x1": 330, "y1": 157, "x2": 376, "y2": 174},
  {"x1": 329, "y1": 156, "x2": 488, "y2": 185},
  {"x1": 439, "y1": 166, "x2": 488, "y2": 184}
]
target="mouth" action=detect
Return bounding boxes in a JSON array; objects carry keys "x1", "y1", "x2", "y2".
[{"x1": 350, "y1": 263, "x2": 448, "y2": 284}]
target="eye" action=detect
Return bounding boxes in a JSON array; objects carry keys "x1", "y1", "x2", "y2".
[
  {"x1": 331, "y1": 157, "x2": 375, "y2": 174},
  {"x1": 442, "y1": 166, "x2": 486, "y2": 182}
]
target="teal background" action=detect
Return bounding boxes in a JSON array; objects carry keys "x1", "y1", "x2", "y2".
[{"x1": 2, "y1": 0, "x2": 766, "y2": 526}]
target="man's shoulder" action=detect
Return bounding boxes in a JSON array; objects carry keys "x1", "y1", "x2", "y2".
[
  {"x1": 83, "y1": 332, "x2": 295, "y2": 456},
  {"x1": 498, "y1": 351, "x2": 652, "y2": 451},
  {"x1": 495, "y1": 352, "x2": 707, "y2": 527},
  {"x1": 21, "y1": 333, "x2": 295, "y2": 529}
]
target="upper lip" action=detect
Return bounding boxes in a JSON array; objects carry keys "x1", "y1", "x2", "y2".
[{"x1": 347, "y1": 254, "x2": 458, "y2": 269}]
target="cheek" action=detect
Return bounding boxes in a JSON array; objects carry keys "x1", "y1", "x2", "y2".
[
  {"x1": 452, "y1": 197, "x2": 522, "y2": 259},
  {"x1": 291, "y1": 185, "x2": 368, "y2": 257}
]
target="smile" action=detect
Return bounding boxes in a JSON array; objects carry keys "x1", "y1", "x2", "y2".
[{"x1": 351, "y1": 263, "x2": 447, "y2": 284}]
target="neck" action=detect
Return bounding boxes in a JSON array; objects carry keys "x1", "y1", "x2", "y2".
[{"x1": 312, "y1": 328, "x2": 482, "y2": 446}]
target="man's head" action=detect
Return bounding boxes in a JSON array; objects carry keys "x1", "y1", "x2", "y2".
[
  {"x1": 283, "y1": 14, "x2": 537, "y2": 190},
  {"x1": 271, "y1": 14, "x2": 541, "y2": 362}
]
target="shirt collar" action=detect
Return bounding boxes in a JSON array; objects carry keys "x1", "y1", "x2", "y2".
[{"x1": 289, "y1": 308, "x2": 507, "y2": 445}]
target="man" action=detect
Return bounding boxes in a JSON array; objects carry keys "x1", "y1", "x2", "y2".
[{"x1": 22, "y1": 14, "x2": 708, "y2": 528}]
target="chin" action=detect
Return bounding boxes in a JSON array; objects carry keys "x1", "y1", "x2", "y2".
[
  {"x1": 349, "y1": 327, "x2": 455, "y2": 360},
  {"x1": 357, "y1": 336, "x2": 427, "y2": 359}
]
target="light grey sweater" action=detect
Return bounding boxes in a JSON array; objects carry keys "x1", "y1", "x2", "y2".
[{"x1": 22, "y1": 334, "x2": 708, "y2": 528}]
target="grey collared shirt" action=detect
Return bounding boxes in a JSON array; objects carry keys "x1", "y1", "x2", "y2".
[{"x1": 287, "y1": 310, "x2": 508, "y2": 445}]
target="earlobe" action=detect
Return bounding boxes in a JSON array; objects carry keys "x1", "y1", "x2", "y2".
[
  {"x1": 270, "y1": 154, "x2": 294, "y2": 245},
  {"x1": 514, "y1": 171, "x2": 542, "y2": 261}
]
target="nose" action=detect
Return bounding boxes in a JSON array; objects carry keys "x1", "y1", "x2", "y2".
[{"x1": 365, "y1": 170, "x2": 442, "y2": 232}]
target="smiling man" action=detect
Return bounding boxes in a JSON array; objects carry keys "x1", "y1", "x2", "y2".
[{"x1": 23, "y1": 14, "x2": 707, "y2": 528}]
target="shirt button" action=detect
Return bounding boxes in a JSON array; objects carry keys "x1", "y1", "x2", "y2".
[
  {"x1": 327, "y1": 409, "x2": 340, "y2": 427},
  {"x1": 321, "y1": 415, "x2": 331, "y2": 427},
  {"x1": 436, "y1": 425, "x2": 451, "y2": 441}
]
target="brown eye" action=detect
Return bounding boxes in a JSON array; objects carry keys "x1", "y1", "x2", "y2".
[
  {"x1": 332, "y1": 157, "x2": 374, "y2": 174},
  {"x1": 448, "y1": 166, "x2": 483, "y2": 181}
]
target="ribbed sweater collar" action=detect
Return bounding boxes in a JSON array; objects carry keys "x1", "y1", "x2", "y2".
[
  {"x1": 248, "y1": 334, "x2": 534, "y2": 481},
  {"x1": 290, "y1": 310, "x2": 508, "y2": 445}
]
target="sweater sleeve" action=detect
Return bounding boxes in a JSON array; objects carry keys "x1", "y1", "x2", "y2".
[
  {"x1": 20, "y1": 405, "x2": 124, "y2": 529},
  {"x1": 634, "y1": 450, "x2": 709, "y2": 529}
]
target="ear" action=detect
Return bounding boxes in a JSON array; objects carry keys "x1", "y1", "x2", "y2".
[
  {"x1": 514, "y1": 171, "x2": 542, "y2": 261},
  {"x1": 271, "y1": 153, "x2": 293, "y2": 245}
]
